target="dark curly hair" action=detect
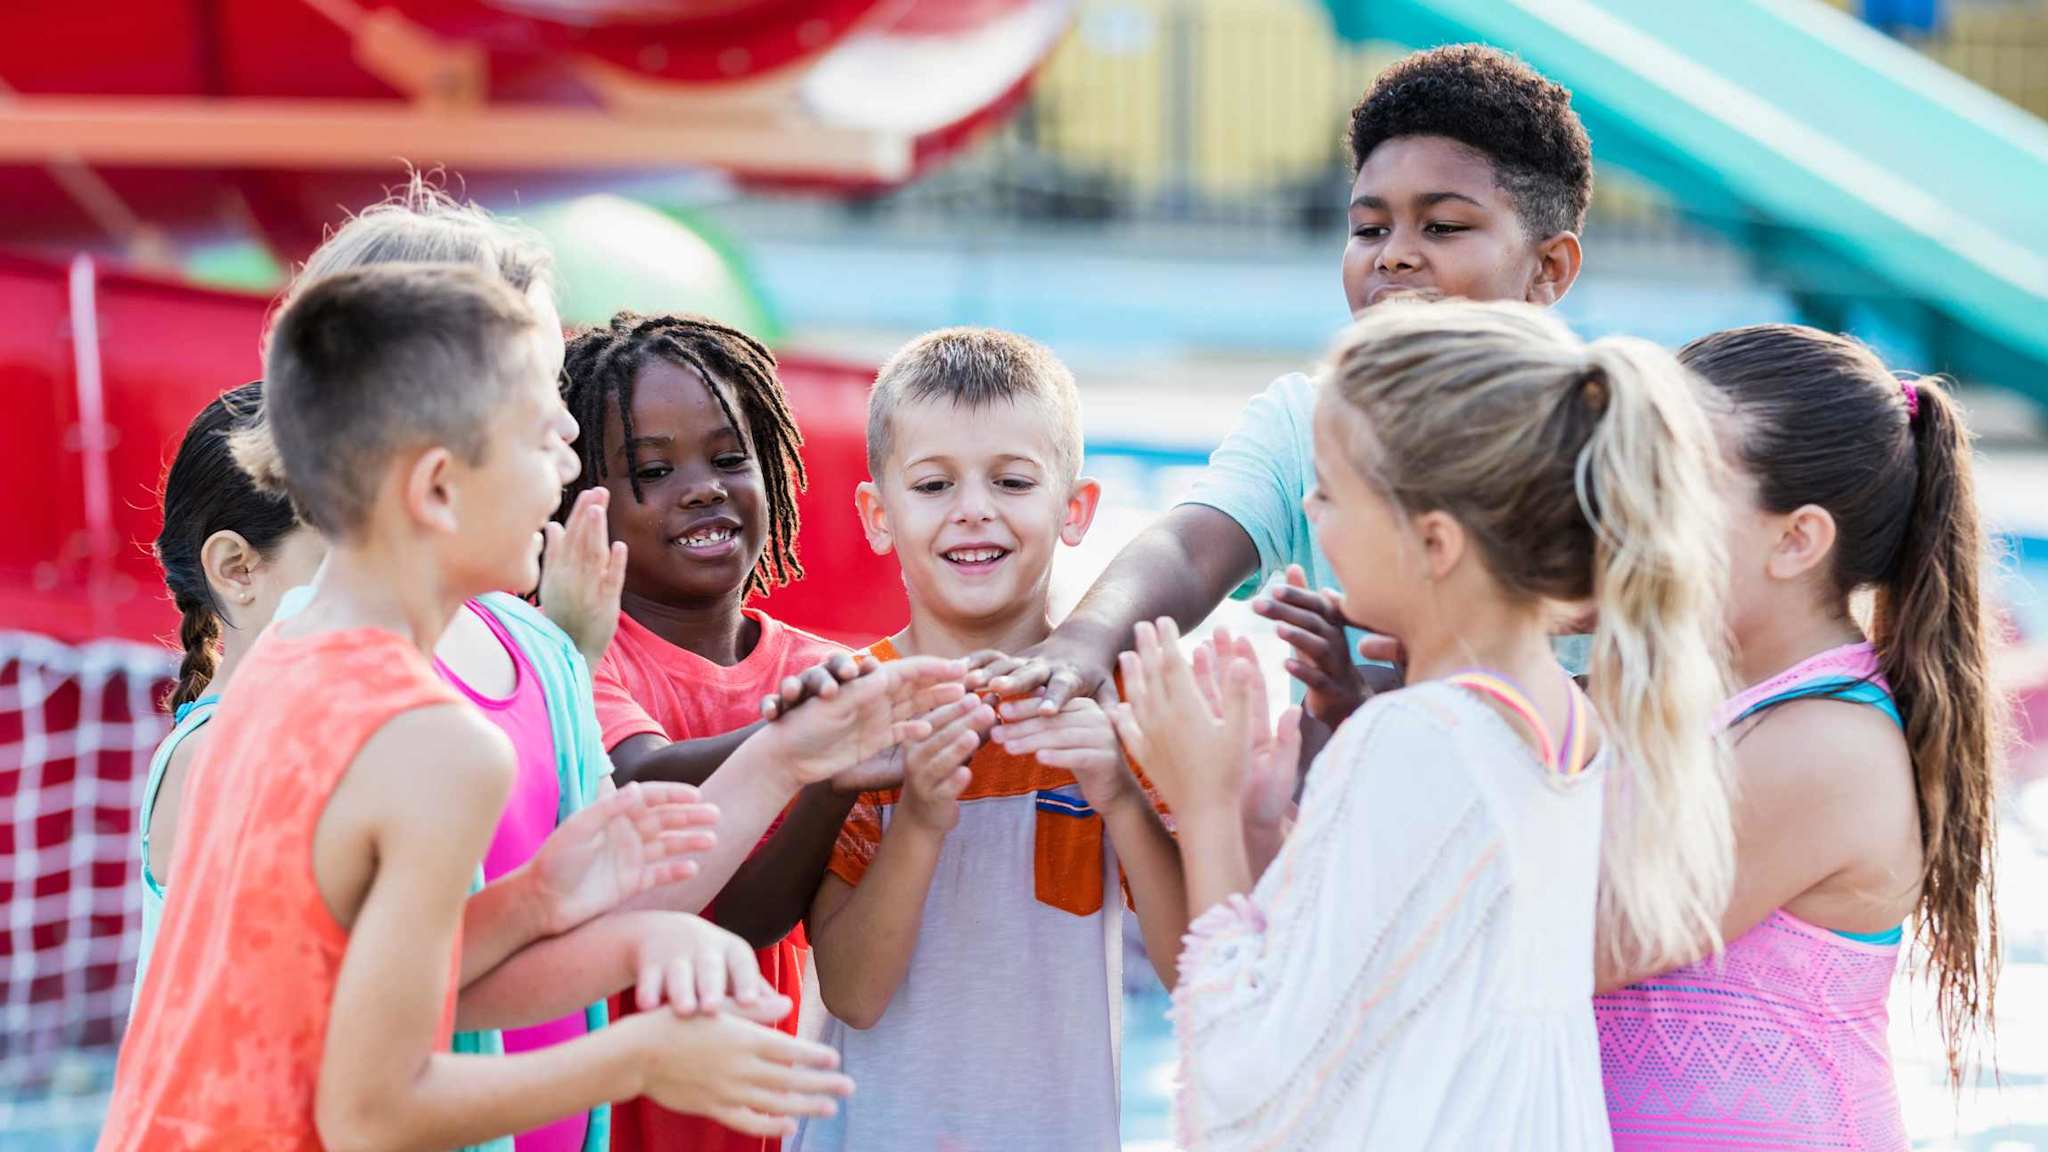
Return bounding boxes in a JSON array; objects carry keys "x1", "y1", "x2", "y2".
[
  {"x1": 1348, "y1": 44, "x2": 1593, "y2": 240},
  {"x1": 560, "y1": 312, "x2": 806, "y2": 599}
]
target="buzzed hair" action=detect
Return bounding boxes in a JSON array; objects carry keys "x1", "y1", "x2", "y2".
[
  {"x1": 237, "y1": 262, "x2": 540, "y2": 537},
  {"x1": 866, "y1": 327, "x2": 1083, "y2": 480}
]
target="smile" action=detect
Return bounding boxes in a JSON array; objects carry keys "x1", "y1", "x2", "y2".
[
  {"x1": 942, "y1": 546, "x2": 1010, "y2": 569},
  {"x1": 673, "y1": 525, "x2": 740, "y2": 555}
]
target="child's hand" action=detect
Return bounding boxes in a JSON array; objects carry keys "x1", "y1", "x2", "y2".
[
  {"x1": 1251, "y1": 565, "x2": 1374, "y2": 729},
  {"x1": 630, "y1": 912, "x2": 788, "y2": 1022},
  {"x1": 764, "y1": 656, "x2": 968, "y2": 787},
  {"x1": 633, "y1": 1010, "x2": 852, "y2": 1139},
  {"x1": 540, "y1": 487, "x2": 628, "y2": 666},
  {"x1": 895, "y1": 695, "x2": 992, "y2": 833},
  {"x1": 759, "y1": 651, "x2": 879, "y2": 723},
  {"x1": 527, "y1": 782, "x2": 719, "y2": 936},
  {"x1": 1187, "y1": 628, "x2": 1300, "y2": 830},
  {"x1": 967, "y1": 641, "x2": 1111, "y2": 722},
  {"x1": 1111, "y1": 618, "x2": 1260, "y2": 816},
  {"x1": 990, "y1": 697, "x2": 1131, "y2": 810}
]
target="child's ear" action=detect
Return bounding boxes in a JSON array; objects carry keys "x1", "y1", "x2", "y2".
[
  {"x1": 404, "y1": 446, "x2": 462, "y2": 536},
  {"x1": 854, "y1": 480, "x2": 895, "y2": 556},
  {"x1": 1524, "y1": 231, "x2": 1583, "y2": 307},
  {"x1": 199, "y1": 530, "x2": 259, "y2": 609},
  {"x1": 1058, "y1": 477, "x2": 1103, "y2": 547},
  {"x1": 1767, "y1": 504, "x2": 1837, "y2": 583},
  {"x1": 1413, "y1": 509, "x2": 1466, "y2": 581}
]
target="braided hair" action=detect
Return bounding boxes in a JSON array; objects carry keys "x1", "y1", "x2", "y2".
[
  {"x1": 155, "y1": 382, "x2": 300, "y2": 710},
  {"x1": 561, "y1": 312, "x2": 805, "y2": 598}
]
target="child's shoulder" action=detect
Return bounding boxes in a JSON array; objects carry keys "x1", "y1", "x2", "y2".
[{"x1": 753, "y1": 609, "x2": 849, "y2": 671}]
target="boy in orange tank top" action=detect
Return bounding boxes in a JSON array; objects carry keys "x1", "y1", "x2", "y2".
[{"x1": 102, "y1": 265, "x2": 965, "y2": 1152}]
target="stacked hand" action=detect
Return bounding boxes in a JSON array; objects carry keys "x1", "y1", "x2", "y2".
[{"x1": 525, "y1": 781, "x2": 719, "y2": 936}]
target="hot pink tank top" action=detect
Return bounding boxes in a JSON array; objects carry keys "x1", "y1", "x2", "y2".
[
  {"x1": 436, "y1": 600, "x2": 587, "y2": 1152},
  {"x1": 1595, "y1": 643, "x2": 1908, "y2": 1150}
]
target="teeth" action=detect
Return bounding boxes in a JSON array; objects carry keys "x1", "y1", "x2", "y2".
[
  {"x1": 681, "y1": 526, "x2": 736, "y2": 546},
  {"x1": 945, "y1": 548, "x2": 1006, "y2": 564}
]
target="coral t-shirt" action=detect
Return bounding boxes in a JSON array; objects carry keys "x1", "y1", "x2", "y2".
[
  {"x1": 592, "y1": 608, "x2": 843, "y2": 1152},
  {"x1": 103, "y1": 628, "x2": 463, "y2": 1152}
]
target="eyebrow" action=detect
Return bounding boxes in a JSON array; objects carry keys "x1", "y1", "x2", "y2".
[
  {"x1": 903, "y1": 451, "x2": 1046, "y2": 471},
  {"x1": 1350, "y1": 191, "x2": 1487, "y2": 211}
]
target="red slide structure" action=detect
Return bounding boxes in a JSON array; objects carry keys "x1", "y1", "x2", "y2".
[{"x1": 0, "y1": 0, "x2": 1071, "y2": 1092}]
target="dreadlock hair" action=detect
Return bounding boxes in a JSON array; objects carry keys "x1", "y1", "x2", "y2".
[
  {"x1": 155, "y1": 381, "x2": 300, "y2": 711},
  {"x1": 561, "y1": 312, "x2": 806, "y2": 598}
]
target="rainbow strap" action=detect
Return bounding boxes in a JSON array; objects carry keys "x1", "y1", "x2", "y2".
[{"x1": 1445, "y1": 669, "x2": 1592, "y2": 780}]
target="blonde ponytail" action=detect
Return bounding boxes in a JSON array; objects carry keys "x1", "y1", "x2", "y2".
[{"x1": 1577, "y1": 339, "x2": 1737, "y2": 971}]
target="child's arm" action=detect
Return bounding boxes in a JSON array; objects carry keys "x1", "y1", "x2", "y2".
[
  {"x1": 452, "y1": 781, "x2": 717, "y2": 987},
  {"x1": 316, "y1": 707, "x2": 850, "y2": 1152},
  {"x1": 808, "y1": 696, "x2": 990, "y2": 1028},
  {"x1": 991, "y1": 696, "x2": 1188, "y2": 987},
  {"x1": 619, "y1": 657, "x2": 970, "y2": 923},
  {"x1": 704, "y1": 781, "x2": 861, "y2": 949},
  {"x1": 456, "y1": 909, "x2": 788, "y2": 1032},
  {"x1": 608, "y1": 652, "x2": 875, "y2": 789}
]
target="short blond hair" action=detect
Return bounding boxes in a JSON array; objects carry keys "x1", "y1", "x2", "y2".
[{"x1": 866, "y1": 327, "x2": 1082, "y2": 480}]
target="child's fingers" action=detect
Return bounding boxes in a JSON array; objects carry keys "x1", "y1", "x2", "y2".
[
  {"x1": 933, "y1": 764, "x2": 972, "y2": 801},
  {"x1": 906, "y1": 681, "x2": 967, "y2": 716},
  {"x1": 1110, "y1": 701, "x2": 1148, "y2": 763},
  {"x1": 1283, "y1": 658, "x2": 1341, "y2": 696},
  {"x1": 750, "y1": 1029, "x2": 845, "y2": 1070},
  {"x1": 667, "y1": 957, "x2": 699, "y2": 1015},
  {"x1": 731, "y1": 992, "x2": 795, "y2": 1026},
  {"x1": 654, "y1": 830, "x2": 718, "y2": 858},
  {"x1": 736, "y1": 1085, "x2": 841, "y2": 1121},
  {"x1": 1273, "y1": 622, "x2": 1336, "y2": 665},
  {"x1": 1031, "y1": 748, "x2": 1118, "y2": 772},
  {"x1": 636, "y1": 960, "x2": 664, "y2": 1013},
  {"x1": 1256, "y1": 595, "x2": 1342, "y2": 640},
  {"x1": 649, "y1": 801, "x2": 721, "y2": 831},
  {"x1": 696, "y1": 945, "x2": 730, "y2": 1011},
  {"x1": 1357, "y1": 634, "x2": 1404, "y2": 664},
  {"x1": 1190, "y1": 642, "x2": 1223, "y2": 715},
  {"x1": 645, "y1": 859, "x2": 698, "y2": 888},
  {"x1": 541, "y1": 519, "x2": 566, "y2": 561},
  {"x1": 888, "y1": 718, "x2": 935, "y2": 745},
  {"x1": 709, "y1": 1107, "x2": 798, "y2": 1140}
]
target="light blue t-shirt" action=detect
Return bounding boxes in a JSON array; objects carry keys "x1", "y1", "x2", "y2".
[
  {"x1": 133, "y1": 694, "x2": 219, "y2": 1010},
  {"x1": 1178, "y1": 371, "x2": 1591, "y2": 677}
]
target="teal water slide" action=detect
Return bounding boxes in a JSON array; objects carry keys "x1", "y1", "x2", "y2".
[{"x1": 1322, "y1": 0, "x2": 2048, "y2": 400}]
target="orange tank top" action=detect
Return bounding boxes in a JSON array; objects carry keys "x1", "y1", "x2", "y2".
[{"x1": 100, "y1": 626, "x2": 464, "y2": 1152}]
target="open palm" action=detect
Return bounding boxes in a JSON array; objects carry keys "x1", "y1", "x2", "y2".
[{"x1": 529, "y1": 781, "x2": 719, "y2": 935}]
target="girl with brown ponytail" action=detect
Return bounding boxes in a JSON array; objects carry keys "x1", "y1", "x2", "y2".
[
  {"x1": 139, "y1": 380, "x2": 326, "y2": 998},
  {"x1": 1596, "y1": 324, "x2": 2002, "y2": 1151}
]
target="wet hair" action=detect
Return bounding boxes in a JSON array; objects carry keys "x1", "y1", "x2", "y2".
[
  {"x1": 1322, "y1": 299, "x2": 1734, "y2": 975},
  {"x1": 237, "y1": 263, "x2": 541, "y2": 537},
  {"x1": 155, "y1": 382, "x2": 300, "y2": 710},
  {"x1": 1348, "y1": 44, "x2": 1594, "y2": 239},
  {"x1": 1681, "y1": 323, "x2": 2001, "y2": 1086},
  {"x1": 866, "y1": 326, "x2": 1083, "y2": 481},
  {"x1": 560, "y1": 312, "x2": 805, "y2": 597}
]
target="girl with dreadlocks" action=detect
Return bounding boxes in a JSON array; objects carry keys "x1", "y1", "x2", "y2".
[{"x1": 562, "y1": 311, "x2": 896, "y2": 1152}]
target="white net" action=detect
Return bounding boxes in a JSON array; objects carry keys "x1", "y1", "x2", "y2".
[{"x1": 1, "y1": 632, "x2": 171, "y2": 1110}]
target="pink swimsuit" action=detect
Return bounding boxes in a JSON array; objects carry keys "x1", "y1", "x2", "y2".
[{"x1": 1595, "y1": 643, "x2": 1908, "y2": 1150}]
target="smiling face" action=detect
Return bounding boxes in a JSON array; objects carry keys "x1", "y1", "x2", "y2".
[
  {"x1": 1340, "y1": 135, "x2": 1554, "y2": 316},
  {"x1": 598, "y1": 356, "x2": 769, "y2": 610},
  {"x1": 858, "y1": 394, "x2": 1097, "y2": 633}
]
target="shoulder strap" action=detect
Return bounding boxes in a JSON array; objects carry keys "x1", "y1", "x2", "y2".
[{"x1": 1444, "y1": 670, "x2": 1592, "y2": 779}]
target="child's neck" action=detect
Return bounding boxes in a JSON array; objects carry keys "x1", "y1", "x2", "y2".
[
  {"x1": 1734, "y1": 603, "x2": 1866, "y2": 690},
  {"x1": 891, "y1": 599, "x2": 1052, "y2": 661},
  {"x1": 621, "y1": 587, "x2": 761, "y2": 667},
  {"x1": 1400, "y1": 599, "x2": 1559, "y2": 690},
  {"x1": 206, "y1": 613, "x2": 264, "y2": 701},
  {"x1": 290, "y1": 542, "x2": 469, "y2": 657}
]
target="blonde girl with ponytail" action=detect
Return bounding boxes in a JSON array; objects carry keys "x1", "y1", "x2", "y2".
[{"x1": 1115, "y1": 299, "x2": 1736, "y2": 1151}]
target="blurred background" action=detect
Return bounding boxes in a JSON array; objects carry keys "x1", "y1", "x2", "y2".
[{"x1": 2, "y1": 0, "x2": 2045, "y2": 1147}]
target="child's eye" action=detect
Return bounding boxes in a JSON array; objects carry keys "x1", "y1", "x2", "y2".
[
  {"x1": 912, "y1": 478, "x2": 951, "y2": 495},
  {"x1": 997, "y1": 477, "x2": 1037, "y2": 492},
  {"x1": 635, "y1": 464, "x2": 673, "y2": 483},
  {"x1": 714, "y1": 453, "x2": 750, "y2": 471},
  {"x1": 1424, "y1": 222, "x2": 1469, "y2": 236},
  {"x1": 1351, "y1": 224, "x2": 1388, "y2": 239}
]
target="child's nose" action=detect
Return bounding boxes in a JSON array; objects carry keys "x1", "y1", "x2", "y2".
[{"x1": 680, "y1": 476, "x2": 728, "y2": 507}]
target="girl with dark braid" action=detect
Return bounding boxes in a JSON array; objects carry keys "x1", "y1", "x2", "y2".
[{"x1": 138, "y1": 381, "x2": 326, "y2": 1000}]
